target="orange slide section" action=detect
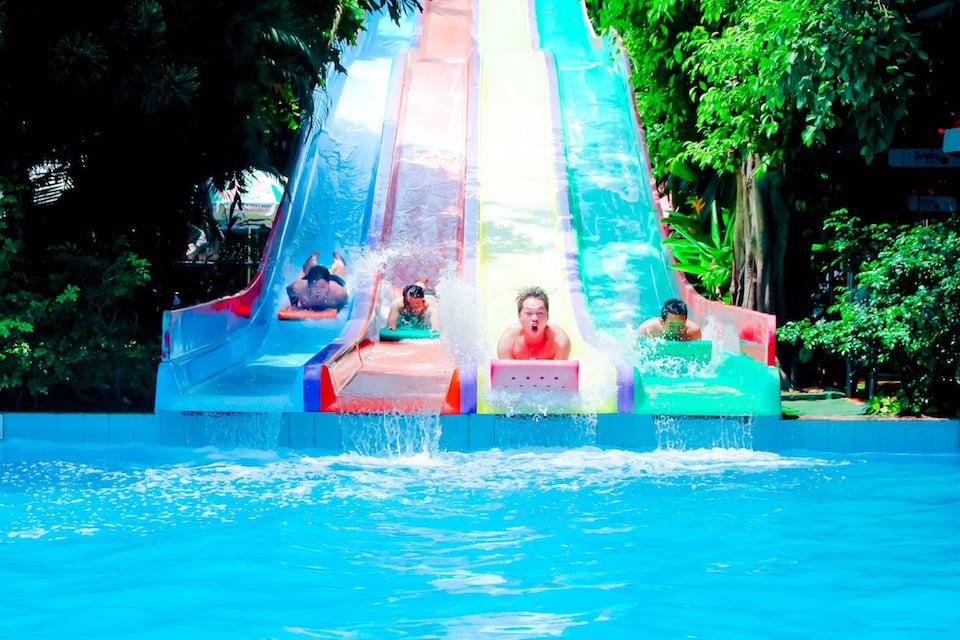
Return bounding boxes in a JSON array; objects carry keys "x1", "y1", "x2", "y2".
[
  {"x1": 321, "y1": 341, "x2": 461, "y2": 413},
  {"x1": 319, "y1": 0, "x2": 473, "y2": 414}
]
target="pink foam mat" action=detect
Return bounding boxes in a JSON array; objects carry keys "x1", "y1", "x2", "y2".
[{"x1": 490, "y1": 359, "x2": 579, "y2": 393}]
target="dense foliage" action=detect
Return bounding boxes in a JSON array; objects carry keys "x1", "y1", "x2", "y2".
[
  {"x1": 589, "y1": 0, "x2": 922, "y2": 176},
  {"x1": 587, "y1": 0, "x2": 928, "y2": 317},
  {"x1": 0, "y1": 0, "x2": 419, "y2": 411},
  {"x1": 660, "y1": 198, "x2": 734, "y2": 303},
  {"x1": 779, "y1": 213, "x2": 960, "y2": 416},
  {"x1": 0, "y1": 177, "x2": 157, "y2": 410}
]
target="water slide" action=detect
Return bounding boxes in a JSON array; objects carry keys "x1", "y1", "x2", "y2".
[
  {"x1": 157, "y1": 0, "x2": 780, "y2": 418},
  {"x1": 313, "y1": 0, "x2": 475, "y2": 414},
  {"x1": 156, "y1": 10, "x2": 421, "y2": 413},
  {"x1": 532, "y1": 0, "x2": 781, "y2": 416},
  {"x1": 474, "y1": 0, "x2": 621, "y2": 414}
]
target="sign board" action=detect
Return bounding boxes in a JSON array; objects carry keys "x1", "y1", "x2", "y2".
[
  {"x1": 208, "y1": 171, "x2": 285, "y2": 232},
  {"x1": 888, "y1": 148, "x2": 960, "y2": 168},
  {"x1": 906, "y1": 195, "x2": 957, "y2": 213}
]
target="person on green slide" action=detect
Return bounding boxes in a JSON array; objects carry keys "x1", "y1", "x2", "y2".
[{"x1": 636, "y1": 298, "x2": 702, "y2": 342}]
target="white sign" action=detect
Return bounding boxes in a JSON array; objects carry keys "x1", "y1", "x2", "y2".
[
  {"x1": 208, "y1": 171, "x2": 285, "y2": 232},
  {"x1": 888, "y1": 148, "x2": 960, "y2": 168}
]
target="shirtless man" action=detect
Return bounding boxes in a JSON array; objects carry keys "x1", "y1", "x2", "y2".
[
  {"x1": 636, "y1": 298, "x2": 702, "y2": 341},
  {"x1": 286, "y1": 251, "x2": 348, "y2": 311},
  {"x1": 496, "y1": 286, "x2": 571, "y2": 360},
  {"x1": 386, "y1": 282, "x2": 440, "y2": 331}
]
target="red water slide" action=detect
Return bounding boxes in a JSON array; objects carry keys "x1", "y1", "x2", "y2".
[{"x1": 317, "y1": 0, "x2": 476, "y2": 413}]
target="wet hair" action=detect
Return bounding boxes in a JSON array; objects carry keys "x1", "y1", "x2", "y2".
[
  {"x1": 403, "y1": 283, "x2": 425, "y2": 299},
  {"x1": 516, "y1": 286, "x2": 550, "y2": 313},
  {"x1": 303, "y1": 265, "x2": 330, "y2": 283},
  {"x1": 661, "y1": 298, "x2": 688, "y2": 320}
]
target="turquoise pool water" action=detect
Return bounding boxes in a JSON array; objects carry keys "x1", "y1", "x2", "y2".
[{"x1": 1, "y1": 440, "x2": 958, "y2": 639}]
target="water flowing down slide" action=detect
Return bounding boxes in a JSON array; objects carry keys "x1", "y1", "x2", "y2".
[
  {"x1": 156, "y1": 11, "x2": 419, "y2": 413},
  {"x1": 533, "y1": 0, "x2": 781, "y2": 416},
  {"x1": 158, "y1": 0, "x2": 778, "y2": 418},
  {"x1": 313, "y1": 0, "x2": 475, "y2": 413},
  {"x1": 474, "y1": 0, "x2": 620, "y2": 414}
]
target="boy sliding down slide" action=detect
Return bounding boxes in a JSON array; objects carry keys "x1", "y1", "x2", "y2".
[
  {"x1": 496, "y1": 286, "x2": 571, "y2": 360},
  {"x1": 387, "y1": 282, "x2": 440, "y2": 331}
]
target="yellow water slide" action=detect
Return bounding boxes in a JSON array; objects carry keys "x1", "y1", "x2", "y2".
[{"x1": 475, "y1": 0, "x2": 618, "y2": 413}]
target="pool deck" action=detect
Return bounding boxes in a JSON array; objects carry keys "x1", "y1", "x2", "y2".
[
  {"x1": 782, "y1": 389, "x2": 877, "y2": 419},
  {"x1": 2, "y1": 397, "x2": 958, "y2": 455}
]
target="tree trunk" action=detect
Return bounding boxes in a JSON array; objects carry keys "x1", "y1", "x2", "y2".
[{"x1": 731, "y1": 154, "x2": 790, "y2": 322}]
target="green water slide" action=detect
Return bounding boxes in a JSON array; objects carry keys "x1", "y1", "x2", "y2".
[{"x1": 532, "y1": 0, "x2": 781, "y2": 416}]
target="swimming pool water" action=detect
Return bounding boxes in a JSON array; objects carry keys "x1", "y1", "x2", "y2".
[{"x1": 1, "y1": 441, "x2": 958, "y2": 639}]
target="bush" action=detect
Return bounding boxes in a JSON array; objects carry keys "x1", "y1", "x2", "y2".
[
  {"x1": 1, "y1": 182, "x2": 157, "y2": 411},
  {"x1": 779, "y1": 214, "x2": 960, "y2": 416}
]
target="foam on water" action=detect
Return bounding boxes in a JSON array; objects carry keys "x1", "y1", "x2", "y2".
[{"x1": 0, "y1": 443, "x2": 831, "y2": 541}]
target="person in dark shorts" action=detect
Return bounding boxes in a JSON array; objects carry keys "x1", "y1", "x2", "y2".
[{"x1": 286, "y1": 251, "x2": 348, "y2": 311}]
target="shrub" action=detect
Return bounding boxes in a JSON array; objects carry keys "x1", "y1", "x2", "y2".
[{"x1": 779, "y1": 213, "x2": 960, "y2": 416}]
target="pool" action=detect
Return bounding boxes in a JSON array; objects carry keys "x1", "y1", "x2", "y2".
[{"x1": 2, "y1": 436, "x2": 958, "y2": 639}]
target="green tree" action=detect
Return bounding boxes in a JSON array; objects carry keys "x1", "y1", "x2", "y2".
[
  {"x1": 661, "y1": 196, "x2": 734, "y2": 302},
  {"x1": 0, "y1": 0, "x2": 420, "y2": 410},
  {"x1": 1, "y1": 0, "x2": 419, "y2": 260},
  {"x1": 588, "y1": 0, "x2": 927, "y2": 320},
  {"x1": 779, "y1": 215, "x2": 960, "y2": 416},
  {"x1": 2, "y1": 177, "x2": 157, "y2": 410}
]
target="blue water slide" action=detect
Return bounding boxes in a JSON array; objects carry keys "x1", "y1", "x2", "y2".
[
  {"x1": 534, "y1": 0, "x2": 781, "y2": 416},
  {"x1": 155, "y1": 11, "x2": 417, "y2": 413}
]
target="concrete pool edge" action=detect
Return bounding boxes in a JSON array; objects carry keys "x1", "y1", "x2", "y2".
[{"x1": 1, "y1": 412, "x2": 958, "y2": 455}]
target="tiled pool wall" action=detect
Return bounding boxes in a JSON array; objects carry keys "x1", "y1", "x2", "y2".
[{"x1": 1, "y1": 412, "x2": 958, "y2": 454}]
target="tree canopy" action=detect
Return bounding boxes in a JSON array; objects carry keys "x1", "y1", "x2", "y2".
[
  {"x1": 588, "y1": 0, "x2": 949, "y2": 319},
  {"x1": 590, "y1": 0, "x2": 925, "y2": 176},
  {"x1": 0, "y1": 0, "x2": 420, "y2": 410}
]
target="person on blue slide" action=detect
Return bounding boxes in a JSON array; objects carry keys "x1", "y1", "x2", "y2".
[
  {"x1": 637, "y1": 298, "x2": 702, "y2": 341},
  {"x1": 497, "y1": 286, "x2": 571, "y2": 360},
  {"x1": 286, "y1": 251, "x2": 348, "y2": 311},
  {"x1": 387, "y1": 282, "x2": 440, "y2": 331}
]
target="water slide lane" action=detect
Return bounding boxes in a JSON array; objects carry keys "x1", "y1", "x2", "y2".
[
  {"x1": 156, "y1": 11, "x2": 417, "y2": 413},
  {"x1": 476, "y1": 0, "x2": 619, "y2": 414},
  {"x1": 534, "y1": 0, "x2": 781, "y2": 416},
  {"x1": 315, "y1": 0, "x2": 475, "y2": 414}
]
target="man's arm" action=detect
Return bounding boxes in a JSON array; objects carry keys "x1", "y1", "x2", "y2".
[
  {"x1": 386, "y1": 298, "x2": 402, "y2": 330},
  {"x1": 286, "y1": 284, "x2": 300, "y2": 308},
  {"x1": 496, "y1": 326, "x2": 516, "y2": 359},
  {"x1": 685, "y1": 321, "x2": 702, "y2": 341},
  {"x1": 636, "y1": 317, "x2": 661, "y2": 339},
  {"x1": 553, "y1": 326, "x2": 572, "y2": 360}
]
